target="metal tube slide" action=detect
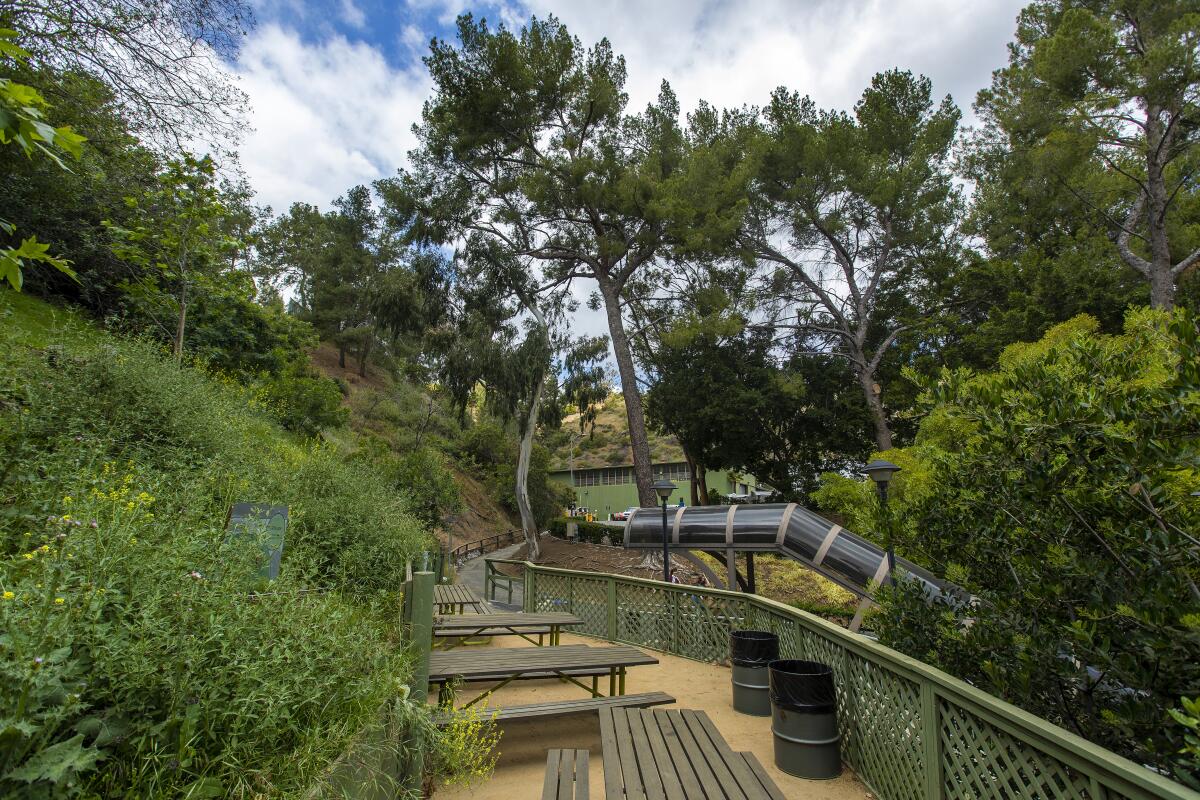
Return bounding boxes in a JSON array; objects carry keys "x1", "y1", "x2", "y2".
[{"x1": 623, "y1": 503, "x2": 950, "y2": 601}]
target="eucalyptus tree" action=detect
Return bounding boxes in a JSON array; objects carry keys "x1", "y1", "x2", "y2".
[
  {"x1": 385, "y1": 14, "x2": 684, "y2": 506},
  {"x1": 976, "y1": 1, "x2": 1200, "y2": 310},
  {"x1": 676, "y1": 71, "x2": 960, "y2": 450},
  {"x1": 436, "y1": 236, "x2": 604, "y2": 558}
]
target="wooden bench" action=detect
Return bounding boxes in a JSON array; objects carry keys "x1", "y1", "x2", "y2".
[
  {"x1": 542, "y1": 749, "x2": 588, "y2": 800},
  {"x1": 435, "y1": 692, "x2": 675, "y2": 726},
  {"x1": 429, "y1": 644, "x2": 659, "y2": 707}
]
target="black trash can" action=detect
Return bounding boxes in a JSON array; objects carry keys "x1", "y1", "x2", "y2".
[
  {"x1": 768, "y1": 659, "x2": 842, "y2": 779},
  {"x1": 730, "y1": 630, "x2": 778, "y2": 716}
]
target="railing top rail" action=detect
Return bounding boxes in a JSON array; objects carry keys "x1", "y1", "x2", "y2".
[{"x1": 517, "y1": 560, "x2": 1198, "y2": 800}]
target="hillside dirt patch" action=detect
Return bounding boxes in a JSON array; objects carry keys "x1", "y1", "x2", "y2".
[
  {"x1": 309, "y1": 341, "x2": 392, "y2": 394},
  {"x1": 438, "y1": 467, "x2": 519, "y2": 548}
]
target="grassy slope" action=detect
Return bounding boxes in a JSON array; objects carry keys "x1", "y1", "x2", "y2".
[
  {"x1": 546, "y1": 394, "x2": 686, "y2": 471},
  {"x1": 0, "y1": 291, "x2": 430, "y2": 797}
]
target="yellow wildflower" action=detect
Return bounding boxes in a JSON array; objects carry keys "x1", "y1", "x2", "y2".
[
  {"x1": 23, "y1": 553, "x2": 34, "y2": 560},
  {"x1": 38, "y1": 545, "x2": 50, "y2": 553},
  {"x1": 2, "y1": 591, "x2": 13, "y2": 600},
  {"x1": 54, "y1": 598, "x2": 65, "y2": 605},
  {"x1": 62, "y1": 496, "x2": 73, "y2": 506}
]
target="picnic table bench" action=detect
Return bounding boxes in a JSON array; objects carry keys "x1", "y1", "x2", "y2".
[
  {"x1": 433, "y1": 583, "x2": 488, "y2": 615},
  {"x1": 434, "y1": 691, "x2": 675, "y2": 727},
  {"x1": 429, "y1": 644, "x2": 658, "y2": 708},
  {"x1": 544, "y1": 749, "x2": 590, "y2": 799},
  {"x1": 434, "y1": 611, "x2": 582, "y2": 647},
  {"x1": 599, "y1": 707, "x2": 785, "y2": 800}
]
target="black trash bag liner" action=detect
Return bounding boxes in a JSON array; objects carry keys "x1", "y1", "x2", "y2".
[
  {"x1": 769, "y1": 659, "x2": 837, "y2": 714},
  {"x1": 730, "y1": 630, "x2": 779, "y2": 667}
]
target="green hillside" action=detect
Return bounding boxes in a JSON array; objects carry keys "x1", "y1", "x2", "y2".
[
  {"x1": 0, "y1": 291, "x2": 434, "y2": 796},
  {"x1": 544, "y1": 394, "x2": 686, "y2": 471}
]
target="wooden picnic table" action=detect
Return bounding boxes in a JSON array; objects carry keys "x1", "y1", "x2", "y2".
[
  {"x1": 434, "y1": 611, "x2": 583, "y2": 647},
  {"x1": 433, "y1": 583, "x2": 487, "y2": 615},
  {"x1": 429, "y1": 644, "x2": 658, "y2": 708},
  {"x1": 599, "y1": 707, "x2": 785, "y2": 800}
]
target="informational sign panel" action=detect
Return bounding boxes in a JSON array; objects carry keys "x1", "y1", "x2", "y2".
[{"x1": 224, "y1": 503, "x2": 288, "y2": 580}]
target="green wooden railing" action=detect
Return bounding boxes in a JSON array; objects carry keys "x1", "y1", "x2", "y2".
[
  {"x1": 516, "y1": 561, "x2": 1198, "y2": 800},
  {"x1": 484, "y1": 557, "x2": 525, "y2": 605}
]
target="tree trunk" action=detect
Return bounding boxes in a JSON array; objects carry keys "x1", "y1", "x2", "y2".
[
  {"x1": 686, "y1": 453, "x2": 699, "y2": 507},
  {"x1": 857, "y1": 366, "x2": 893, "y2": 451},
  {"x1": 515, "y1": 366, "x2": 545, "y2": 561},
  {"x1": 697, "y1": 464, "x2": 708, "y2": 505},
  {"x1": 173, "y1": 276, "x2": 188, "y2": 365},
  {"x1": 1144, "y1": 109, "x2": 1176, "y2": 310},
  {"x1": 598, "y1": 278, "x2": 656, "y2": 506},
  {"x1": 357, "y1": 338, "x2": 372, "y2": 378},
  {"x1": 338, "y1": 346, "x2": 346, "y2": 369}
]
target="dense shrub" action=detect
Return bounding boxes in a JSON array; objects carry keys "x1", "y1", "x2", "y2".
[
  {"x1": 0, "y1": 294, "x2": 438, "y2": 796},
  {"x1": 253, "y1": 365, "x2": 349, "y2": 437},
  {"x1": 547, "y1": 517, "x2": 613, "y2": 545},
  {"x1": 819, "y1": 310, "x2": 1200, "y2": 786}
]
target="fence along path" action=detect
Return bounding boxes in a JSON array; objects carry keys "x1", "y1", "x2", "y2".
[{"x1": 518, "y1": 562, "x2": 1199, "y2": 800}]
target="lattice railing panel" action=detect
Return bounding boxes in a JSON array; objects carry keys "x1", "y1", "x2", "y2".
[
  {"x1": 940, "y1": 699, "x2": 1095, "y2": 800},
  {"x1": 517, "y1": 565, "x2": 1192, "y2": 800},
  {"x1": 533, "y1": 573, "x2": 608, "y2": 637},
  {"x1": 839, "y1": 653, "x2": 925, "y2": 800}
]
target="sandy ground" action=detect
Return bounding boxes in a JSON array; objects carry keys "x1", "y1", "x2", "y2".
[{"x1": 432, "y1": 633, "x2": 869, "y2": 800}]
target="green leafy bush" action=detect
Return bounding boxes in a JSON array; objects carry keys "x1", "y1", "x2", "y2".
[
  {"x1": 254, "y1": 365, "x2": 349, "y2": 437},
  {"x1": 0, "y1": 295, "x2": 436, "y2": 795},
  {"x1": 824, "y1": 310, "x2": 1200, "y2": 785},
  {"x1": 547, "y1": 517, "x2": 613, "y2": 545}
]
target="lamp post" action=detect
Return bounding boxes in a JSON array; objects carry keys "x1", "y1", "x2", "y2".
[
  {"x1": 652, "y1": 479, "x2": 677, "y2": 583},
  {"x1": 861, "y1": 459, "x2": 902, "y2": 585}
]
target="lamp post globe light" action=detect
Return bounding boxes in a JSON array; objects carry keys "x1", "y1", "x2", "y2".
[
  {"x1": 861, "y1": 459, "x2": 902, "y2": 584},
  {"x1": 651, "y1": 479, "x2": 677, "y2": 583}
]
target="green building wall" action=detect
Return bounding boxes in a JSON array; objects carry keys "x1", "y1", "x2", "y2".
[{"x1": 549, "y1": 464, "x2": 761, "y2": 520}]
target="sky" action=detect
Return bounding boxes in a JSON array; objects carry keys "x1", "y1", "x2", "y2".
[{"x1": 230, "y1": 0, "x2": 1028, "y2": 342}]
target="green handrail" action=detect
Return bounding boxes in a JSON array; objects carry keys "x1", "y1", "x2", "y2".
[
  {"x1": 483, "y1": 558, "x2": 525, "y2": 605},
  {"x1": 517, "y1": 561, "x2": 1199, "y2": 800}
]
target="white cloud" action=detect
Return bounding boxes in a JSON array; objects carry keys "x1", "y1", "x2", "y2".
[
  {"x1": 233, "y1": 24, "x2": 430, "y2": 214},
  {"x1": 339, "y1": 0, "x2": 367, "y2": 29},
  {"x1": 523, "y1": 0, "x2": 1025, "y2": 127}
]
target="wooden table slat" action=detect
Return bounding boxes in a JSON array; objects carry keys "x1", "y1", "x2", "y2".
[
  {"x1": 544, "y1": 749, "x2": 561, "y2": 800},
  {"x1": 678, "y1": 709, "x2": 748, "y2": 800},
  {"x1": 637, "y1": 708, "x2": 692, "y2": 800},
  {"x1": 559, "y1": 749, "x2": 573, "y2": 799},
  {"x1": 614, "y1": 706, "x2": 646, "y2": 800},
  {"x1": 738, "y1": 753, "x2": 787, "y2": 800},
  {"x1": 627, "y1": 708, "x2": 667, "y2": 800},
  {"x1": 599, "y1": 702, "x2": 624, "y2": 799},
  {"x1": 662, "y1": 711, "x2": 728, "y2": 800}
]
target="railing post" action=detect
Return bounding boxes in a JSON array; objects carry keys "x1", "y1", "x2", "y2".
[
  {"x1": 607, "y1": 577, "x2": 618, "y2": 641},
  {"x1": 408, "y1": 571, "x2": 434, "y2": 705},
  {"x1": 483, "y1": 559, "x2": 492, "y2": 602},
  {"x1": 524, "y1": 565, "x2": 535, "y2": 612},
  {"x1": 921, "y1": 681, "x2": 943, "y2": 800}
]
